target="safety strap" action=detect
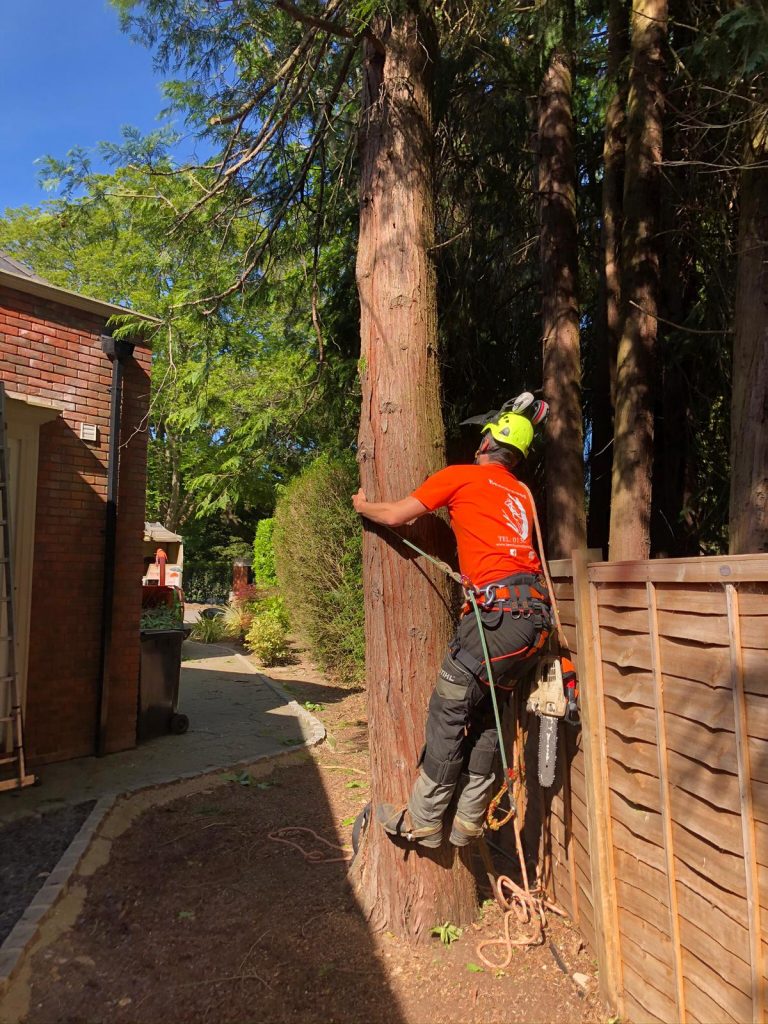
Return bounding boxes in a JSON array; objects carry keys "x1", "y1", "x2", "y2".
[
  {"x1": 450, "y1": 642, "x2": 485, "y2": 678},
  {"x1": 516, "y1": 481, "x2": 570, "y2": 655}
]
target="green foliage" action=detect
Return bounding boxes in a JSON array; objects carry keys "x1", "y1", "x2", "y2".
[
  {"x1": 689, "y1": 4, "x2": 768, "y2": 82},
  {"x1": 0, "y1": 151, "x2": 360, "y2": 542},
  {"x1": 245, "y1": 612, "x2": 290, "y2": 666},
  {"x1": 220, "y1": 602, "x2": 254, "y2": 641},
  {"x1": 431, "y1": 922, "x2": 462, "y2": 945},
  {"x1": 221, "y1": 770, "x2": 254, "y2": 786},
  {"x1": 258, "y1": 595, "x2": 289, "y2": 630},
  {"x1": 273, "y1": 455, "x2": 364, "y2": 685},
  {"x1": 1, "y1": 0, "x2": 752, "y2": 568},
  {"x1": 183, "y1": 563, "x2": 231, "y2": 604},
  {"x1": 140, "y1": 605, "x2": 183, "y2": 631},
  {"x1": 252, "y1": 519, "x2": 278, "y2": 587},
  {"x1": 189, "y1": 614, "x2": 229, "y2": 644}
]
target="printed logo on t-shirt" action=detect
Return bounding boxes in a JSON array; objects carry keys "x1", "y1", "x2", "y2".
[
  {"x1": 501, "y1": 493, "x2": 529, "y2": 541},
  {"x1": 488, "y1": 478, "x2": 530, "y2": 542}
]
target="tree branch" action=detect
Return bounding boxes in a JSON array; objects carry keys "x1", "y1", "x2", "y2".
[
  {"x1": 274, "y1": 0, "x2": 384, "y2": 54},
  {"x1": 628, "y1": 300, "x2": 732, "y2": 335},
  {"x1": 273, "y1": 0, "x2": 356, "y2": 39}
]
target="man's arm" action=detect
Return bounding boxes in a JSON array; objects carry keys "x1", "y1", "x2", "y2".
[{"x1": 352, "y1": 488, "x2": 429, "y2": 528}]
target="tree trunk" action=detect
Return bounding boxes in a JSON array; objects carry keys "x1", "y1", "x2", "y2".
[
  {"x1": 588, "y1": 0, "x2": 629, "y2": 554},
  {"x1": 538, "y1": 24, "x2": 586, "y2": 561},
  {"x1": 354, "y1": 9, "x2": 477, "y2": 941},
  {"x1": 729, "y1": 108, "x2": 768, "y2": 553},
  {"x1": 165, "y1": 429, "x2": 183, "y2": 533},
  {"x1": 608, "y1": 0, "x2": 667, "y2": 561}
]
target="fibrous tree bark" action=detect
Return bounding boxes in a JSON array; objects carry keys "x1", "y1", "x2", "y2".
[
  {"x1": 609, "y1": 0, "x2": 668, "y2": 561},
  {"x1": 588, "y1": 0, "x2": 629, "y2": 553},
  {"x1": 538, "y1": 9, "x2": 587, "y2": 560},
  {"x1": 354, "y1": 8, "x2": 477, "y2": 941},
  {"x1": 729, "y1": 106, "x2": 768, "y2": 553}
]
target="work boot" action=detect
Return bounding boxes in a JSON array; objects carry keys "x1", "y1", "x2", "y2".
[
  {"x1": 376, "y1": 804, "x2": 443, "y2": 848},
  {"x1": 449, "y1": 813, "x2": 484, "y2": 847},
  {"x1": 451, "y1": 770, "x2": 496, "y2": 846}
]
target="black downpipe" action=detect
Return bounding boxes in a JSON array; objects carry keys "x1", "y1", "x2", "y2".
[{"x1": 96, "y1": 334, "x2": 134, "y2": 757}]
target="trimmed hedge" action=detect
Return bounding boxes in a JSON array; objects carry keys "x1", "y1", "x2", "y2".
[
  {"x1": 183, "y1": 562, "x2": 231, "y2": 604},
  {"x1": 252, "y1": 518, "x2": 278, "y2": 587},
  {"x1": 273, "y1": 454, "x2": 364, "y2": 685}
]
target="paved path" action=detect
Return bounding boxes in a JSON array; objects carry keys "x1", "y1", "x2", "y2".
[{"x1": 0, "y1": 643, "x2": 324, "y2": 823}]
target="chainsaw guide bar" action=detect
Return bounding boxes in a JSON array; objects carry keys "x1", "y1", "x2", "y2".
[{"x1": 528, "y1": 657, "x2": 565, "y2": 788}]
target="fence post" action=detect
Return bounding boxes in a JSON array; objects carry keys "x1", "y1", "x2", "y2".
[
  {"x1": 572, "y1": 546, "x2": 623, "y2": 1013},
  {"x1": 727, "y1": 584, "x2": 766, "y2": 1024}
]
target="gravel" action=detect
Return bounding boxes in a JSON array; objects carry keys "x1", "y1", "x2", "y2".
[{"x1": 0, "y1": 802, "x2": 96, "y2": 944}]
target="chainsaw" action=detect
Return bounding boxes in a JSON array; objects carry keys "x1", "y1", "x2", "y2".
[{"x1": 527, "y1": 655, "x2": 579, "y2": 788}]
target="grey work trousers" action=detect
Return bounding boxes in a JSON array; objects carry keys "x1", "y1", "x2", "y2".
[{"x1": 408, "y1": 606, "x2": 542, "y2": 831}]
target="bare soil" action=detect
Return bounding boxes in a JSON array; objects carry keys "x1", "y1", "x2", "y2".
[{"x1": 12, "y1": 647, "x2": 606, "y2": 1024}]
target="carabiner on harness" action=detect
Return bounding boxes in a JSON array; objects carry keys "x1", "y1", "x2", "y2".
[{"x1": 487, "y1": 768, "x2": 517, "y2": 831}]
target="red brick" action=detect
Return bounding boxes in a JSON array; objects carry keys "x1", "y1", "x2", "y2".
[{"x1": 5, "y1": 291, "x2": 151, "y2": 766}]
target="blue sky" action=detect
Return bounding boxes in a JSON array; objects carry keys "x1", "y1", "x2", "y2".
[{"x1": 1, "y1": 0, "x2": 199, "y2": 212}]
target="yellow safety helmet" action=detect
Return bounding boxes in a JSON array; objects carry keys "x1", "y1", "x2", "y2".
[{"x1": 481, "y1": 412, "x2": 534, "y2": 458}]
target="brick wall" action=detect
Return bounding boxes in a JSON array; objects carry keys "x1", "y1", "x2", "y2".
[{"x1": 0, "y1": 283, "x2": 151, "y2": 764}]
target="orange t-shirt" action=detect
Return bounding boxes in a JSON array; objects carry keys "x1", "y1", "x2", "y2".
[{"x1": 411, "y1": 463, "x2": 542, "y2": 587}]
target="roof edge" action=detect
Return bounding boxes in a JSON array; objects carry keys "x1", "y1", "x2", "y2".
[{"x1": 0, "y1": 267, "x2": 161, "y2": 336}]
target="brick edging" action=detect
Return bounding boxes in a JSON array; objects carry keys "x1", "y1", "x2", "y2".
[
  {"x1": 0, "y1": 794, "x2": 115, "y2": 995},
  {"x1": 0, "y1": 661, "x2": 325, "y2": 997}
]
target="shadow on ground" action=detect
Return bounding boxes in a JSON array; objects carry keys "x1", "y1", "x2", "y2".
[
  {"x1": 9, "y1": 757, "x2": 407, "y2": 1024},
  {"x1": 1, "y1": 643, "x2": 316, "y2": 824}
]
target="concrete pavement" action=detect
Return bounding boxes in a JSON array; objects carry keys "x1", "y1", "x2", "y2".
[{"x1": 0, "y1": 643, "x2": 324, "y2": 823}]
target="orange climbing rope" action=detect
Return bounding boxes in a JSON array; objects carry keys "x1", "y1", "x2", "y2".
[{"x1": 267, "y1": 826, "x2": 353, "y2": 864}]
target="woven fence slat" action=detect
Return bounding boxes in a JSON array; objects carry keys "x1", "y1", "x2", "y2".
[{"x1": 541, "y1": 552, "x2": 768, "y2": 1023}]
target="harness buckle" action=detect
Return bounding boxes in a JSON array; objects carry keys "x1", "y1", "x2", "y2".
[{"x1": 483, "y1": 584, "x2": 498, "y2": 607}]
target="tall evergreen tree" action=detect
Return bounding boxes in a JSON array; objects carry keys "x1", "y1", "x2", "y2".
[
  {"x1": 609, "y1": 0, "x2": 668, "y2": 560},
  {"x1": 588, "y1": 0, "x2": 629, "y2": 552},
  {"x1": 354, "y1": 7, "x2": 477, "y2": 939},
  {"x1": 537, "y1": 0, "x2": 587, "y2": 560}
]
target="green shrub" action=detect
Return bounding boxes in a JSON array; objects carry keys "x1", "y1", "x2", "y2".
[
  {"x1": 252, "y1": 519, "x2": 278, "y2": 587},
  {"x1": 218, "y1": 592, "x2": 286, "y2": 641},
  {"x1": 273, "y1": 454, "x2": 364, "y2": 684},
  {"x1": 140, "y1": 605, "x2": 183, "y2": 631},
  {"x1": 221, "y1": 602, "x2": 254, "y2": 640},
  {"x1": 259, "y1": 594, "x2": 289, "y2": 629},
  {"x1": 245, "y1": 612, "x2": 290, "y2": 666},
  {"x1": 190, "y1": 613, "x2": 229, "y2": 644}
]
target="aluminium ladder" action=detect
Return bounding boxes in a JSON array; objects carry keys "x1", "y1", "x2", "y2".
[{"x1": 0, "y1": 382, "x2": 35, "y2": 792}]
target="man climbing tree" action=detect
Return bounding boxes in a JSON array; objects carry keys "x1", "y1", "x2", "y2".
[
  {"x1": 353, "y1": 402, "x2": 551, "y2": 849},
  {"x1": 352, "y1": 5, "x2": 481, "y2": 940}
]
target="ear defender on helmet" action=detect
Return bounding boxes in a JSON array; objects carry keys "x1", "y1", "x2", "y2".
[
  {"x1": 481, "y1": 412, "x2": 534, "y2": 458},
  {"x1": 463, "y1": 392, "x2": 550, "y2": 458}
]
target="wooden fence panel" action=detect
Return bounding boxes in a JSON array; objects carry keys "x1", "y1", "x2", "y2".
[
  {"x1": 541, "y1": 553, "x2": 768, "y2": 1022},
  {"x1": 544, "y1": 563, "x2": 593, "y2": 936}
]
